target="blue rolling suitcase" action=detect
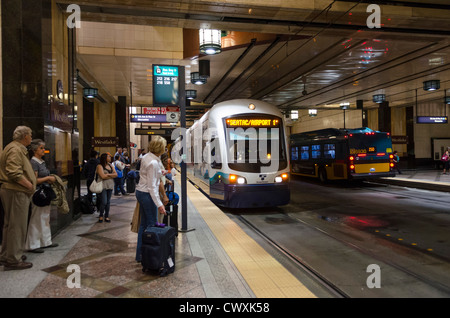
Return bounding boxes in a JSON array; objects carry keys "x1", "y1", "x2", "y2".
[
  {"x1": 141, "y1": 225, "x2": 176, "y2": 276},
  {"x1": 163, "y1": 183, "x2": 179, "y2": 236}
]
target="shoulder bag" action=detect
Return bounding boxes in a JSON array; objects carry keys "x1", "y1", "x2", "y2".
[{"x1": 89, "y1": 172, "x2": 103, "y2": 193}]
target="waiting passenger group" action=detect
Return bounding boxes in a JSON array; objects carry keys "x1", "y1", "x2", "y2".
[{"x1": 0, "y1": 126, "x2": 174, "y2": 271}]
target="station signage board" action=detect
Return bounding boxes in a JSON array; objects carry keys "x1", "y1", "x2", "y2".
[
  {"x1": 416, "y1": 116, "x2": 448, "y2": 124},
  {"x1": 153, "y1": 65, "x2": 179, "y2": 107},
  {"x1": 50, "y1": 97, "x2": 73, "y2": 132},
  {"x1": 135, "y1": 128, "x2": 174, "y2": 136},
  {"x1": 130, "y1": 114, "x2": 167, "y2": 123},
  {"x1": 91, "y1": 137, "x2": 119, "y2": 147},
  {"x1": 142, "y1": 106, "x2": 180, "y2": 114}
]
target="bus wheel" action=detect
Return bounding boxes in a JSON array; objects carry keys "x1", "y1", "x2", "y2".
[{"x1": 319, "y1": 167, "x2": 328, "y2": 183}]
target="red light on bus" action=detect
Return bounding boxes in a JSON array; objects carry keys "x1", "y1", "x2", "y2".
[
  {"x1": 349, "y1": 156, "x2": 354, "y2": 161},
  {"x1": 389, "y1": 154, "x2": 394, "y2": 159},
  {"x1": 390, "y1": 163, "x2": 394, "y2": 167},
  {"x1": 357, "y1": 153, "x2": 366, "y2": 157},
  {"x1": 377, "y1": 153, "x2": 385, "y2": 156},
  {"x1": 350, "y1": 164, "x2": 355, "y2": 170}
]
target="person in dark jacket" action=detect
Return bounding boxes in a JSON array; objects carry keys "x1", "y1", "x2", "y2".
[{"x1": 83, "y1": 149, "x2": 99, "y2": 204}]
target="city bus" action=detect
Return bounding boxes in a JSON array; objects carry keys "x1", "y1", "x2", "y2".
[{"x1": 289, "y1": 127, "x2": 395, "y2": 182}]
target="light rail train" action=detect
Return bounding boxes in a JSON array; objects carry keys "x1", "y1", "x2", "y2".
[{"x1": 172, "y1": 99, "x2": 290, "y2": 208}]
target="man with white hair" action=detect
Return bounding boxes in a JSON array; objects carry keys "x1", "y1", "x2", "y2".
[{"x1": 0, "y1": 126, "x2": 37, "y2": 270}]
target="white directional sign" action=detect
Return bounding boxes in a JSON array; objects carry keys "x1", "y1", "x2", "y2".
[{"x1": 166, "y1": 111, "x2": 180, "y2": 123}]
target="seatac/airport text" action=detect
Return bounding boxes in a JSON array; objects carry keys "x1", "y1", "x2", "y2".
[{"x1": 179, "y1": 302, "x2": 270, "y2": 315}]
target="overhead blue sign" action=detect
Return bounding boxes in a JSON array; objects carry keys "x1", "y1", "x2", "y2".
[
  {"x1": 130, "y1": 114, "x2": 167, "y2": 123},
  {"x1": 416, "y1": 116, "x2": 448, "y2": 124}
]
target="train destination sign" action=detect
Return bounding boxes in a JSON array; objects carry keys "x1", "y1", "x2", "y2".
[
  {"x1": 226, "y1": 118, "x2": 280, "y2": 127},
  {"x1": 153, "y1": 65, "x2": 179, "y2": 107}
]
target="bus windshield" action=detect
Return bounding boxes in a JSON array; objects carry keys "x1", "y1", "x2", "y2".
[{"x1": 224, "y1": 115, "x2": 287, "y2": 172}]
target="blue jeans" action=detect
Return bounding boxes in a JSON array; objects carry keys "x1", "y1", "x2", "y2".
[
  {"x1": 114, "y1": 177, "x2": 125, "y2": 195},
  {"x1": 135, "y1": 190, "x2": 157, "y2": 262},
  {"x1": 99, "y1": 189, "x2": 112, "y2": 218}
]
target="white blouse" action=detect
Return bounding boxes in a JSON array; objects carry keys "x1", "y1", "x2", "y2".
[{"x1": 136, "y1": 152, "x2": 163, "y2": 208}]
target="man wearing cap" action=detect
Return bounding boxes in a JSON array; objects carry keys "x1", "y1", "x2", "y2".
[{"x1": 0, "y1": 126, "x2": 36, "y2": 270}]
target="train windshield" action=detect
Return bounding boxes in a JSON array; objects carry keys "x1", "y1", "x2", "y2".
[{"x1": 224, "y1": 115, "x2": 288, "y2": 172}]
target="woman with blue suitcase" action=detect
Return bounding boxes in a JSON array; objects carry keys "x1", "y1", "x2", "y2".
[{"x1": 135, "y1": 136, "x2": 168, "y2": 262}]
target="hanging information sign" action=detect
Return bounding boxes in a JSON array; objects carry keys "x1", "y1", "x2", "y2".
[{"x1": 153, "y1": 65, "x2": 179, "y2": 107}]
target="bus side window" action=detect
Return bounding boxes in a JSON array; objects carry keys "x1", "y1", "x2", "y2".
[
  {"x1": 291, "y1": 147, "x2": 299, "y2": 161},
  {"x1": 301, "y1": 146, "x2": 309, "y2": 160},
  {"x1": 324, "y1": 144, "x2": 335, "y2": 159},
  {"x1": 312, "y1": 145, "x2": 321, "y2": 159}
]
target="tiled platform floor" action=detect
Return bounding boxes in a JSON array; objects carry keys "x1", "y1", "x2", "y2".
[{"x1": 1, "y1": 176, "x2": 317, "y2": 298}]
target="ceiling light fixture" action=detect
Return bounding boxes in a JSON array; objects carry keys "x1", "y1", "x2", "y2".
[
  {"x1": 308, "y1": 109, "x2": 317, "y2": 117},
  {"x1": 372, "y1": 94, "x2": 386, "y2": 103},
  {"x1": 340, "y1": 102, "x2": 350, "y2": 110},
  {"x1": 199, "y1": 29, "x2": 222, "y2": 55},
  {"x1": 423, "y1": 80, "x2": 440, "y2": 91},
  {"x1": 290, "y1": 110, "x2": 299, "y2": 120},
  {"x1": 83, "y1": 87, "x2": 98, "y2": 99},
  {"x1": 191, "y1": 72, "x2": 207, "y2": 85},
  {"x1": 186, "y1": 90, "x2": 197, "y2": 100}
]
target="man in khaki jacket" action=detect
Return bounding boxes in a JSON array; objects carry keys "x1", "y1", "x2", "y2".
[{"x1": 0, "y1": 126, "x2": 36, "y2": 270}]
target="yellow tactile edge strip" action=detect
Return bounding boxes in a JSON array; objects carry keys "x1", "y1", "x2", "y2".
[{"x1": 184, "y1": 179, "x2": 316, "y2": 298}]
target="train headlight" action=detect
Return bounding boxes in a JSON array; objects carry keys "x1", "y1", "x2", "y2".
[
  {"x1": 229, "y1": 174, "x2": 246, "y2": 184},
  {"x1": 275, "y1": 173, "x2": 289, "y2": 183}
]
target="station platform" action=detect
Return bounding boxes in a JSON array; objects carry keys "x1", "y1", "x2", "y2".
[
  {"x1": 0, "y1": 175, "x2": 317, "y2": 299},
  {"x1": 375, "y1": 168, "x2": 450, "y2": 193},
  {"x1": 1, "y1": 168, "x2": 448, "y2": 300}
]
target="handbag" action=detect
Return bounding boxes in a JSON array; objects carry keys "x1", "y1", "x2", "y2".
[
  {"x1": 89, "y1": 173, "x2": 103, "y2": 193},
  {"x1": 32, "y1": 183, "x2": 57, "y2": 207},
  {"x1": 130, "y1": 201, "x2": 140, "y2": 233}
]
